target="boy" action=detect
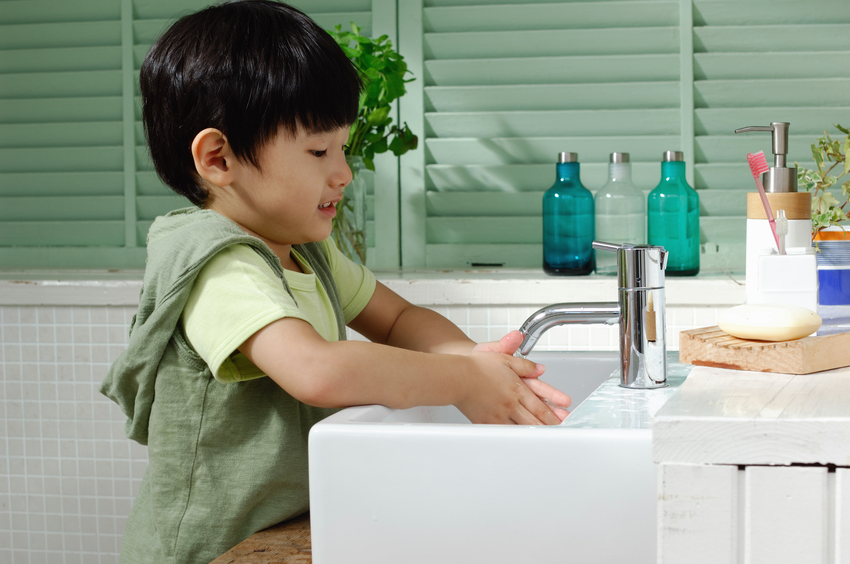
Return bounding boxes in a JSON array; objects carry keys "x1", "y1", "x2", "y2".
[{"x1": 101, "y1": 1, "x2": 570, "y2": 562}]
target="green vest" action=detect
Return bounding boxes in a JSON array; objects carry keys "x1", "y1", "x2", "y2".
[{"x1": 100, "y1": 208, "x2": 344, "y2": 564}]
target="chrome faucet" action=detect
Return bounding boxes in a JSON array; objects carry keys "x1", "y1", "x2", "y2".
[{"x1": 518, "y1": 242, "x2": 669, "y2": 389}]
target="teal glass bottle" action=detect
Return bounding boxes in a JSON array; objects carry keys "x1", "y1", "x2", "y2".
[
  {"x1": 543, "y1": 152, "x2": 595, "y2": 275},
  {"x1": 647, "y1": 151, "x2": 700, "y2": 276}
]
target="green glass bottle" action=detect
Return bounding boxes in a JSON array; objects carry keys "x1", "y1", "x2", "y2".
[{"x1": 647, "y1": 151, "x2": 699, "y2": 276}]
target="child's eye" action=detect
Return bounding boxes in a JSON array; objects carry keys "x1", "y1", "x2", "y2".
[{"x1": 310, "y1": 150, "x2": 327, "y2": 157}]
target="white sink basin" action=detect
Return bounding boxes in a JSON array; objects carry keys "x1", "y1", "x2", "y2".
[{"x1": 309, "y1": 351, "x2": 691, "y2": 564}]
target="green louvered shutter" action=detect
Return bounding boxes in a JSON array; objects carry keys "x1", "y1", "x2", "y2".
[
  {"x1": 399, "y1": 0, "x2": 685, "y2": 268},
  {"x1": 0, "y1": 0, "x2": 142, "y2": 268},
  {"x1": 692, "y1": 0, "x2": 850, "y2": 271},
  {"x1": 0, "y1": 0, "x2": 399, "y2": 269},
  {"x1": 398, "y1": 0, "x2": 850, "y2": 271}
]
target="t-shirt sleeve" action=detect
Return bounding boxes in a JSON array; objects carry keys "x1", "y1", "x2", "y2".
[
  {"x1": 180, "y1": 244, "x2": 309, "y2": 383},
  {"x1": 320, "y1": 237, "x2": 377, "y2": 323}
]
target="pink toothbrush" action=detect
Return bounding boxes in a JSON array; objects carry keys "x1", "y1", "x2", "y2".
[{"x1": 746, "y1": 151, "x2": 781, "y2": 253}]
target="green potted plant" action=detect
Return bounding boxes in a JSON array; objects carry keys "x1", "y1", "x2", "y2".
[
  {"x1": 327, "y1": 23, "x2": 418, "y2": 263},
  {"x1": 797, "y1": 124, "x2": 850, "y2": 306},
  {"x1": 797, "y1": 124, "x2": 850, "y2": 240}
]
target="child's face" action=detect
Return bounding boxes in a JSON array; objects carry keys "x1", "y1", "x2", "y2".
[{"x1": 223, "y1": 125, "x2": 352, "y2": 247}]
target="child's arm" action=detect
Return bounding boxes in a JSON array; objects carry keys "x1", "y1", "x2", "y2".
[
  {"x1": 348, "y1": 282, "x2": 571, "y2": 418},
  {"x1": 347, "y1": 282, "x2": 478, "y2": 355},
  {"x1": 239, "y1": 316, "x2": 561, "y2": 425}
]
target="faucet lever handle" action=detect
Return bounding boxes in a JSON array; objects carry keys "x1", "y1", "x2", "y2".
[{"x1": 592, "y1": 241, "x2": 625, "y2": 253}]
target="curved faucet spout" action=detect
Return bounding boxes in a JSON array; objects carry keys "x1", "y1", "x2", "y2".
[{"x1": 518, "y1": 302, "x2": 620, "y2": 357}]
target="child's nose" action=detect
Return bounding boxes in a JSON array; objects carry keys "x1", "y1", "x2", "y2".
[{"x1": 335, "y1": 154, "x2": 354, "y2": 189}]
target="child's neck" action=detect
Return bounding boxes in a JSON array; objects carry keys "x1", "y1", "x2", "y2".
[{"x1": 210, "y1": 210, "x2": 303, "y2": 273}]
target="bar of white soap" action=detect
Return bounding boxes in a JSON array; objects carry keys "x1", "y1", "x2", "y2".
[{"x1": 718, "y1": 304, "x2": 822, "y2": 341}]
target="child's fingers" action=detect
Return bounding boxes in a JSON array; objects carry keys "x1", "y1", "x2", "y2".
[
  {"x1": 547, "y1": 403, "x2": 569, "y2": 422},
  {"x1": 516, "y1": 388, "x2": 561, "y2": 426},
  {"x1": 506, "y1": 355, "x2": 545, "y2": 378},
  {"x1": 521, "y1": 377, "x2": 571, "y2": 409},
  {"x1": 497, "y1": 330, "x2": 523, "y2": 355},
  {"x1": 471, "y1": 330, "x2": 524, "y2": 355}
]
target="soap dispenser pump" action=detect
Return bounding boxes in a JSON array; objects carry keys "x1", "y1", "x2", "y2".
[
  {"x1": 734, "y1": 122, "x2": 816, "y2": 311},
  {"x1": 734, "y1": 122, "x2": 798, "y2": 193}
]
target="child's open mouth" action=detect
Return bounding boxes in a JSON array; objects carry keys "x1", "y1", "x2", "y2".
[{"x1": 318, "y1": 201, "x2": 337, "y2": 218}]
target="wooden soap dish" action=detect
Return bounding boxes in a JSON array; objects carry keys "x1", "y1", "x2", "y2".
[{"x1": 679, "y1": 326, "x2": 850, "y2": 375}]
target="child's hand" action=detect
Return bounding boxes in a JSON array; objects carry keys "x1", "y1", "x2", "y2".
[
  {"x1": 457, "y1": 351, "x2": 563, "y2": 425},
  {"x1": 471, "y1": 331, "x2": 571, "y2": 422}
]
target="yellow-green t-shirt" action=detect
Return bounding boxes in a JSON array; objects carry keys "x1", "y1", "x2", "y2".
[{"x1": 181, "y1": 237, "x2": 376, "y2": 383}]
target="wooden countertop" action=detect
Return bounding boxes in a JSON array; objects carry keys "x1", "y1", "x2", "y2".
[
  {"x1": 653, "y1": 364, "x2": 850, "y2": 466},
  {"x1": 211, "y1": 513, "x2": 311, "y2": 563}
]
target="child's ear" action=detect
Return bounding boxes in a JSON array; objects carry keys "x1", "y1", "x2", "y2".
[{"x1": 191, "y1": 128, "x2": 235, "y2": 187}]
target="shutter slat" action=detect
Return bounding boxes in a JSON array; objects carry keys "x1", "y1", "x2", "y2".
[
  {"x1": 424, "y1": 1, "x2": 678, "y2": 33},
  {"x1": 694, "y1": 52, "x2": 849, "y2": 80},
  {"x1": 0, "y1": 21, "x2": 120, "y2": 49},
  {"x1": 695, "y1": 135, "x2": 817, "y2": 164},
  {"x1": 136, "y1": 172, "x2": 173, "y2": 196},
  {"x1": 694, "y1": 24, "x2": 850, "y2": 53},
  {"x1": 0, "y1": 172, "x2": 124, "y2": 197},
  {"x1": 0, "y1": 122, "x2": 123, "y2": 148},
  {"x1": 0, "y1": 97, "x2": 123, "y2": 123},
  {"x1": 0, "y1": 0, "x2": 120, "y2": 24},
  {"x1": 426, "y1": 163, "x2": 664, "y2": 192},
  {"x1": 426, "y1": 216, "x2": 742, "y2": 245},
  {"x1": 425, "y1": 54, "x2": 679, "y2": 86},
  {"x1": 694, "y1": 78, "x2": 850, "y2": 109},
  {"x1": 0, "y1": 147, "x2": 123, "y2": 173},
  {"x1": 427, "y1": 189, "x2": 749, "y2": 217},
  {"x1": 136, "y1": 195, "x2": 191, "y2": 220},
  {"x1": 426, "y1": 82, "x2": 680, "y2": 112},
  {"x1": 0, "y1": 221, "x2": 124, "y2": 246},
  {"x1": 0, "y1": 247, "x2": 146, "y2": 269},
  {"x1": 426, "y1": 136, "x2": 682, "y2": 166},
  {"x1": 425, "y1": 27, "x2": 679, "y2": 59},
  {"x1": 695, "y1": 108, "x2": 850, "y2": 136},
  {"x1": 0, "y1": 196, "x2": 124, "y2": 221},
  {"x1": 1, "y1": 70, "x2": 122, "y2": 98},
  {"x1": 693, "y1": 1, "x2": 850, "y2": 26},
  {"x1": 0, "y1": 46, "x2": 121, "y2": 73},
  {"x1": 426, "y1": 109, "x2": 680, "y2": 138}
]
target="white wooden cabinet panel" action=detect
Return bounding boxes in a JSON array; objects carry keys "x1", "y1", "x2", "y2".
[
  {"x1": 657, "y1": 462, "x2": 738, "y2": 564},
  {"x1": 837, "y1": 469, "x2": 850, "y2": 564},
  {"x1": 744, "y1": 466, "x2": 828, "y2": 564}
]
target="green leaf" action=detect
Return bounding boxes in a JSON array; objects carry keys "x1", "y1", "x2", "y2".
[
  {"x1": 844, "y1": 137, "x2": 850, "y2": 176},
  {"x1": 388, "y1": 123, "x2": 419, "y2": 156},
  {"x1": 812, "y1": 144, "x2": 823, "y2": 164},
  {"x1": 837, "y1": 124, "x2": 850, "y2": 135},
  {"x1": 813, "y1": 191, "x2": 841, "y2": 214},
  {"x1": 327, "y1": 20, "x2": 417, "y2": 165}
]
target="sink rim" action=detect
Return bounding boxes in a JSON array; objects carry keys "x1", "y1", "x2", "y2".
[{"x1": 314, "y1": 350, "x2": 620, "y2": 429}]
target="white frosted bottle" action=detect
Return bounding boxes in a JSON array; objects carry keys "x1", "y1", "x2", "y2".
[{"x1": 594, "y1": 153, "x2": 646, "y2": 274}]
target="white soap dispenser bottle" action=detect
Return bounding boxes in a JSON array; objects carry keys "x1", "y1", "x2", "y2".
[{"x1": 734, "y1": 122, "x2": 818, "y2": 311}]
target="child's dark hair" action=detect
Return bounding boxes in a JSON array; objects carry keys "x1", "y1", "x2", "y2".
[{"x1": 140, "y1": 0, "x2": 362, "y2": 206}]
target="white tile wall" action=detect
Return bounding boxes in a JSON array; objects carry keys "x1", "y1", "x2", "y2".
[
  {"x1": 1, "y1": 306, "x2": 145, "y2": 564},
  {"x1": 2, "y1": 303, "x2": 718, "y2": 563}
]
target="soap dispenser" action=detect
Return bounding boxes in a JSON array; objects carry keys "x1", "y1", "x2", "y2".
[
  {"x1": 647, "y1": 151, "x2": 700, "y2": 276},
  {"x1": 594, "y1": 153, "x2": 645, "y2": 275},
  {"x1": 734, "y1": 122, "x2": 816, "y2": 310},
  {"x1": 542, "y1": 152, "x2": 595, "y2": 275}
]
